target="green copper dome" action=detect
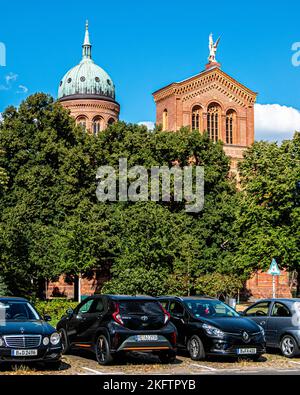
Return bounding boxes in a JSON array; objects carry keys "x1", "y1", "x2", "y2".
[{"x1": 58, "y1": 21, "x2": 115, "y2": 101}]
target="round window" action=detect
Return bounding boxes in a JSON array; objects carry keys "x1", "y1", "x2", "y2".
[
  {"x1": 107, "y1": 79, "x2": 111, "y2": 85},
  {"x1": 95, "y1": 77, "x2": 100, "y2": 82},
  {"x1": 59, "y1": 81, "x2": 63, "y2": 86},
  {"x1": 80, "y1": 76, "x2": 86, "y2": 82},
  {"x1": 67, "y1": 78, "x2": 72, "y2": 83}
]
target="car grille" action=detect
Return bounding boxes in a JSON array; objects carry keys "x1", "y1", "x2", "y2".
[{"x1": 4, "y1": 335, "x2": 42, "y2": 348}]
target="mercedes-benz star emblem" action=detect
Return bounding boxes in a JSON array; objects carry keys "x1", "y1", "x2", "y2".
[
  {"x1": 141, "y1": 316, "x2": 148, "y2": 321},
  {"x1": 242, "y1": 331, "x2": 250, "y2": 342}
]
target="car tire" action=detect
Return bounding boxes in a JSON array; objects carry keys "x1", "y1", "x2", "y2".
[
  {"x1": 95, "y1": 334, "x2": 114, "y2": 365},
  {"x1": 280, "y1": 335, "x2": 299, "y2": 358},
  {"x1": 158, "y1": 351, "x2": 176, "y2": 364},
  {"x1": 59, "y1": 329, "x2": 70, "y2": 354},
  {"x1": 187, "y1": 335, "x2": 206, "y2": 361}
]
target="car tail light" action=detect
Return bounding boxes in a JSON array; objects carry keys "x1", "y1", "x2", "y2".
[
  {"x1": 159, "y1": 305, "x2": 170, "y2": 324},
  {"x1": 112, "y1": 303, "x2": 124, "y2": 326}
]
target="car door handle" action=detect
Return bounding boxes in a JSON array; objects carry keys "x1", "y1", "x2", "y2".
[{"x1": 259, "y1": 321, "x2": 266, "y2": 326}]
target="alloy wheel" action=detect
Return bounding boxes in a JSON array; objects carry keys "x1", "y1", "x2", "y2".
[
  {"x1": 190, "y1": 338, "x2": 200, "y2": 358},
  {"x1": 281, "y1": 337, "x2": 295, "y2": 356},
  {"x1": 96, "y1": 336, "x2": 107, "y2": 363}
]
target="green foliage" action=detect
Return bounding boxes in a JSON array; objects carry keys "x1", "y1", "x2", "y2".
[
  {"x1": 34, "y1": 299, "x2": 78, "y2": 326},
  {"x1": 195, "y1": 273, "x2": 244, "y2": 298},
  {"x1": 2, "y1": 93, "x2": 283, "y2": 298},
  {"x1": 0, "y1": 275, "x2": 10, "y2": 296},
  {"x1": 234, "y1": 133, "x2": 300, "y2": 275}
]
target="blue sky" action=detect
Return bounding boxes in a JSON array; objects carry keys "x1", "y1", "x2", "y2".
[{"x1": 1, "y1": 0, "x2": 300, "y2": 140}]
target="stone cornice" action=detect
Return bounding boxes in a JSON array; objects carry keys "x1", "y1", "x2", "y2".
[
  {"x1": 61, "y1": 99, "x2": 120, "y2": 112},
  {"x1": 152, "y1": 68, "x2": 257, "y2": 107}
]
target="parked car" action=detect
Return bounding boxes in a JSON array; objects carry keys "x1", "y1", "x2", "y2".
[
  {"x1": 157, "y1": 296, "x2": 266, "y2": 361},
  {"x1": 242, "y1": 298, "x2": 300, "y2": 358},
  {"x1": 0, "y1": 297, "x2": 62, "y2": 367},
  {"x1": 57, "y1": 295, "x2": 177, "y2": 365}
]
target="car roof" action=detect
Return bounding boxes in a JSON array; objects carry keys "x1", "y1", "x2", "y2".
[
  {"x1": 253, "y1": 298, "x2": 300, "y2": 304},
  {"x1": 157, "y1": 296, "x2": 217, "y2": 301},
  {"x1": 92, "y1": 294, "x2": 157, "y2": 301},
  {"x1": 0, "y1": 297, "x2": 28, "y2": 302}
]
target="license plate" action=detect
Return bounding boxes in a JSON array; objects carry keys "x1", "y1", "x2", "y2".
[
  {"x1": 11, "y1": 349, "x2": 38, "y2": 357},
  {"x1": 136, "y1": 335, "x2": 158, "y2": 341},
  {"x1": 237, "y1": 348, "x2": 257, "y2": 355}
]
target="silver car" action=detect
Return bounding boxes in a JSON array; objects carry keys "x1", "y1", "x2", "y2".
[{"x1": 242, "y1": 298, "x2": 300, "y2": 358}]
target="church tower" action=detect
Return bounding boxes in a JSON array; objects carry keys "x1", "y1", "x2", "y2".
[
  {"x1": 58, "y1": 21, "x2": 120, "y2": 134},
  {"x1": 152, "y1": 34, "x2": 257, "y2": 173}
]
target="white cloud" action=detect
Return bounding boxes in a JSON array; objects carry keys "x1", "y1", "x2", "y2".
[
  {"x1": 255, "y1": 103, "x2": 300, "y2": 141},
  {"x1": 17, "y1": 84, "x2": 28, "y2": 94},
  {"x1": 138, "y1": 121, "x2": 155, "y2": 131},
  {"x1": 5, "y1": 72, "x2": 18, "y2": 84}
]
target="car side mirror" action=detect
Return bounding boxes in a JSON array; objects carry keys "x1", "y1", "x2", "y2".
[
  {"x1": 239, "y1": 311, "x2": 245, "y2": 316},
  {"x1": 66, "y1": 308, "x2": 74, "y2": 316},
  {"x1": 44, "y1": 315, "x2": 52, "y2": 322}
]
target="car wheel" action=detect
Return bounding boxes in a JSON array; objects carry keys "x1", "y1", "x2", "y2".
[
  {"x1": 280, "y1": 335, "x2": 299, "y2": 358},
  {"x1": 187, "y1": 335, "x2": 206, "y2": 361},
  {"x1": 59, "y1": 329, "x2": 70, "y2": 354},
  {"x1": 158, "y1": 351, "x2": 176, "y2": 364},
  {"x1": 95, "y1": 335, "x2": 113, "y2": 365}
]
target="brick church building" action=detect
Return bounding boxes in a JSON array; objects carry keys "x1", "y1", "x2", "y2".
[{"x1": 46, "y1": 26, "x2": 291, "y2": 301}]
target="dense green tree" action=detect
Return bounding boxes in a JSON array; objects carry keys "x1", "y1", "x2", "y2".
[
  {"x1": 234, "y1": 133, "x2": 300, "y2": 280},
  {"x1": 0, "y1": 94, "x2": 241, "y2": 297}
]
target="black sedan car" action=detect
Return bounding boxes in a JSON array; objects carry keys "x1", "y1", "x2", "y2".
[
  {"x1": 0, "y1": 297, "x2": 62, "y2": 366},
  {"x1": 57, "y1": 295, "x2": 177, "y2": 365},
  {"x1": 242, "y1": 298, "x2": 300, "y2": 357},
  {"x1": 158, "y1": 296, "x2": 266, "y2": 361}
]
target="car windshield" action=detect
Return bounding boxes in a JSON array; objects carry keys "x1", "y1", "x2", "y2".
[
  {"x1": 0, "y1": 301, "x2": 40, "y2": 321},
  {"x1": 184, "y1": 300, "x2": 240, "y2": 318},
  {"x1": 119, "y1": 301, "x2": 163, "y2": 315}
]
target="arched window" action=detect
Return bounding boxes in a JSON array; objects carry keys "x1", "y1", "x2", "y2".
[
  {"x1": 226, "y1": 110, "x2": 236, "y2": 145},
  {"x1": 207, "y1": 103, "x2": 221, "y2": 142},
  {"x1": 76, "y1": 116, "x2": 87, "y2": 131},
  {"x1": 192, "y1": 105, "x2": 202, "y2": 131},
  {"x1": 107, "y1": 118, "x2": 115, "y2": 126},
  {"x1": 162, "y1": 109, "x2": 168, "y2": 131},
  {"x1": 92, "y1": 116, "x2": 103, "y2": 135}
]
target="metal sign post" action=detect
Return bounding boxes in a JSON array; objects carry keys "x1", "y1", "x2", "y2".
[{"x1": 268, "y1": 259, "x2": 281, "y2": 298}]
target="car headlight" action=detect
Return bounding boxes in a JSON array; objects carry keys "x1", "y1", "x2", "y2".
[
  {"x1": 0, "y1": 337, "x2": 4, "y2": 347},
  {"x1": 43, "y1": 337, "x2": 50, "y2": 346},
  {"x1": 202, "y1": 323, "x2": 225, "y2": 338},
  {"x1": 50, "y1": 332, "x2": 60, "y2": 345}
]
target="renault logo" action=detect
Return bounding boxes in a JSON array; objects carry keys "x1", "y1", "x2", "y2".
[
  {"x1": 141, "y1": 316, "x2": 148, "y2": 321},
  {"x1": 242, "y1": 331, "x2": 250, "y2": 342}
]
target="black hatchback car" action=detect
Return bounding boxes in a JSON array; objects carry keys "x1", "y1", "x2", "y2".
[
  {"x1": 0, "y1": 297, "x2": 62, "y2": 366},
  {"x1": 57, "y1": 295, "x2": 177, "y2": 365},
  {"x1": 158, "y1": 296, "x2": 266, "y2": 361},
  {"x1": 242, "y1": 298, "x2": 300, "y2": 358}
]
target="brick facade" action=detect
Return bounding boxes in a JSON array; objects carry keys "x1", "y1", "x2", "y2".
[
  {"x1": 59, "y1": 97, "x2": 120, "y2": 134},
  {"x1": 246, "y1": 270, "x2": 292, "y2": 300},
  {"x1": 152, "y1": 64, "x2": 256, "y2": 174}
]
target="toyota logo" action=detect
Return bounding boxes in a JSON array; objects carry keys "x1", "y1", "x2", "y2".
[
  {"x1": 141, "y1": 316, "x2": 148, "y2": 321},
  {"x1": 242, "y1": 331, "x2": 250, "y2": 342}
]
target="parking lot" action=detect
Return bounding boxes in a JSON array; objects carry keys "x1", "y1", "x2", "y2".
[{"x1": 1, "y1": 351, "x2": 300, "y2": 375}]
